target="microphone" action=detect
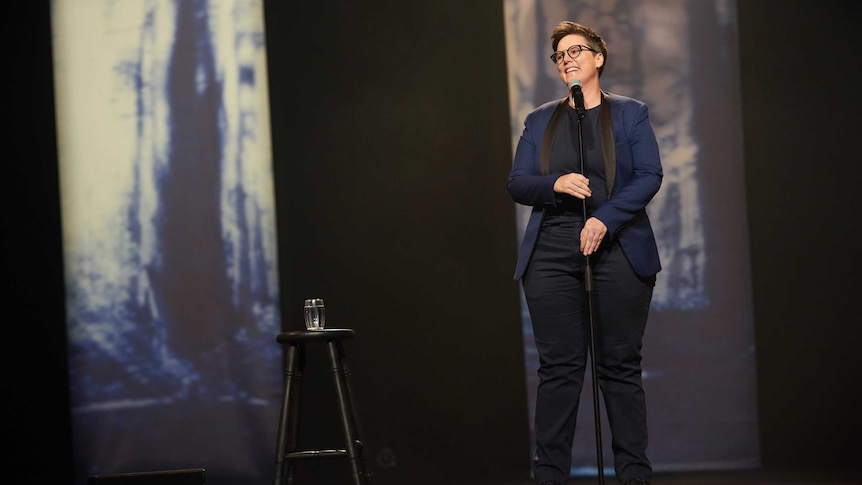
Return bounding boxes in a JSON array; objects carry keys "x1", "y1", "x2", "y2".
[{"x1": 568, "y1": 79, "x2": 586, "y2": 120}]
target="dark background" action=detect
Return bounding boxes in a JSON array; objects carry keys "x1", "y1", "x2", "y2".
[{"x1": 4, "y1": 1, "x2": 860, "y2": 484}]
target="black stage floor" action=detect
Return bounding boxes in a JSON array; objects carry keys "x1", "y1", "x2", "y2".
[{"x1": 457, "y1": 467, "x2": 861, "y2": 485}]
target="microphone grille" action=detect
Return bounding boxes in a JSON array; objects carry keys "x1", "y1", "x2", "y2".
[{"x1": 567, "y1": 79, "x2": 583, "y2": 90}]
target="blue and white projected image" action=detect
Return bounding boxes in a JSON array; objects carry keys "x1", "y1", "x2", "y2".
[
  {"x1": 51, "y1": 1, "x2": 280, "y2": 483},
  {"x1": 504, "y1": 0, "x2": 759, "y2": 477}
]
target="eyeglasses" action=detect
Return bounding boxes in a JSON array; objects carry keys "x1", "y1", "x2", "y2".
[{"x1": 550, "y1": 44, "x2": 598, "y2": 64}]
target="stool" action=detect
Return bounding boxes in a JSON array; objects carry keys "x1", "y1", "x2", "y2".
[{"x1": 273, "y1": 329, "x2": 371, "y2": 485}]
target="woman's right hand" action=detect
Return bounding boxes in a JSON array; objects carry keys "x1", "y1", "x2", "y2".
[{"x1": 553, "y1": 173, "x2": 592, "y2": 199}]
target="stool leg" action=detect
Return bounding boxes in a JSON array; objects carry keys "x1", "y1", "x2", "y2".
[
  {"x1": 328, "y1": 340, "x2": 370, "y2": 485},
  {"x1": 274, "y1": 342, "x2": 304, "y2": 485}
]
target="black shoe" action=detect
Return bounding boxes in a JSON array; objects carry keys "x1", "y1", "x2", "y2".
[
  {"x1": 539, "y1": 482, "x2": 562, "y2": 485},
  {"x1": 624, "y1": 479, "x2": 650, "y2": 485}
]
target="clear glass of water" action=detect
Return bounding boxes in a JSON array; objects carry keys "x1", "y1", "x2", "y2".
[{"x1": 304, "y1": 298, "x2": 325, "y2": 330}]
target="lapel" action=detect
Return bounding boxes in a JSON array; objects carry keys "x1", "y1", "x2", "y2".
[
  {"x1": 599, "y1": 91, "x2": 616, "y2": 197},
  {"x1": 539, "y1": 92, "x2": 616, "y2": 197},
  {"x1": 539, "y1": 98, "x2": 567, "y2": 177}
]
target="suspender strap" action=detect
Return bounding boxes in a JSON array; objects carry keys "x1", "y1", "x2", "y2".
[{"x1": 600, "y1": 91, "x2": 616, "y2": 197}]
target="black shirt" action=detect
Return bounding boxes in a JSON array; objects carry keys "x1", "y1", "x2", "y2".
[{"x1": 548, "y1": 103, "x2": 607, "y2": 217}]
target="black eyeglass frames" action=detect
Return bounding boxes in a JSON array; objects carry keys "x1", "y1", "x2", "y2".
[{"x1": 550, "y1": 44, "x2": 598, "y2": 64}]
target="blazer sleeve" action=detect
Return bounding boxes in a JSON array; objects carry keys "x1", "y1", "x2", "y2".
[{"x1": 507, "y1": 105, "x2": 560, "y2": 208}]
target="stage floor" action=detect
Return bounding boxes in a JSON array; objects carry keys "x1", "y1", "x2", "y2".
[{"x1": 459, "y1": 467, "x2": 862, "y2": 485}]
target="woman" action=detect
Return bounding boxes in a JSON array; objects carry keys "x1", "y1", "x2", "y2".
[{"x1": 507, "y1": 20, "x2": 662, "y2": 485}]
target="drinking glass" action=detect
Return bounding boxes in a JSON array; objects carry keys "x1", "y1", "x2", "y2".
[{"x1": 303, "y1": 298, "x2": 325, "y2": 330}]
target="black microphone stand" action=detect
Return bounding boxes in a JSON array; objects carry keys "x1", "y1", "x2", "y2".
[{"x1": 571, "y1": 86, "x2": 605, "y2": 485}]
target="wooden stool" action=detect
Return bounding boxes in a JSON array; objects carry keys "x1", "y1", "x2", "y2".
[{"x1": 273, "y1": 329, "x2": 370, "y2": 485}]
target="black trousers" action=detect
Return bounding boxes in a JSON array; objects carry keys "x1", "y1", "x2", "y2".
[{"x1": 523, "y1": 215, "x2": 654, "y2": 484}]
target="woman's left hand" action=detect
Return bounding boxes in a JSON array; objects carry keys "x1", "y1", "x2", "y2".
[{"x1": 580, "y1": 217, "x2": 607, "y2": 256}]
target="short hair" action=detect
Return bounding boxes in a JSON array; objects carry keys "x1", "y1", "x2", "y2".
[{"x1": 551, "y1": 21, "x2": 608, "y2": 77}]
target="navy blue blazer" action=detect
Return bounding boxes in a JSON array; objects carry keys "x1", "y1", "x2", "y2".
[{"x1": 507, "y1": 92, "x2": 663, "y2": 281}]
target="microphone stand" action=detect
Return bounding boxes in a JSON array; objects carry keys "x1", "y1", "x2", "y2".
[{"x1": 572, "y1": 88, "x2": 605, "y2": 485}]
